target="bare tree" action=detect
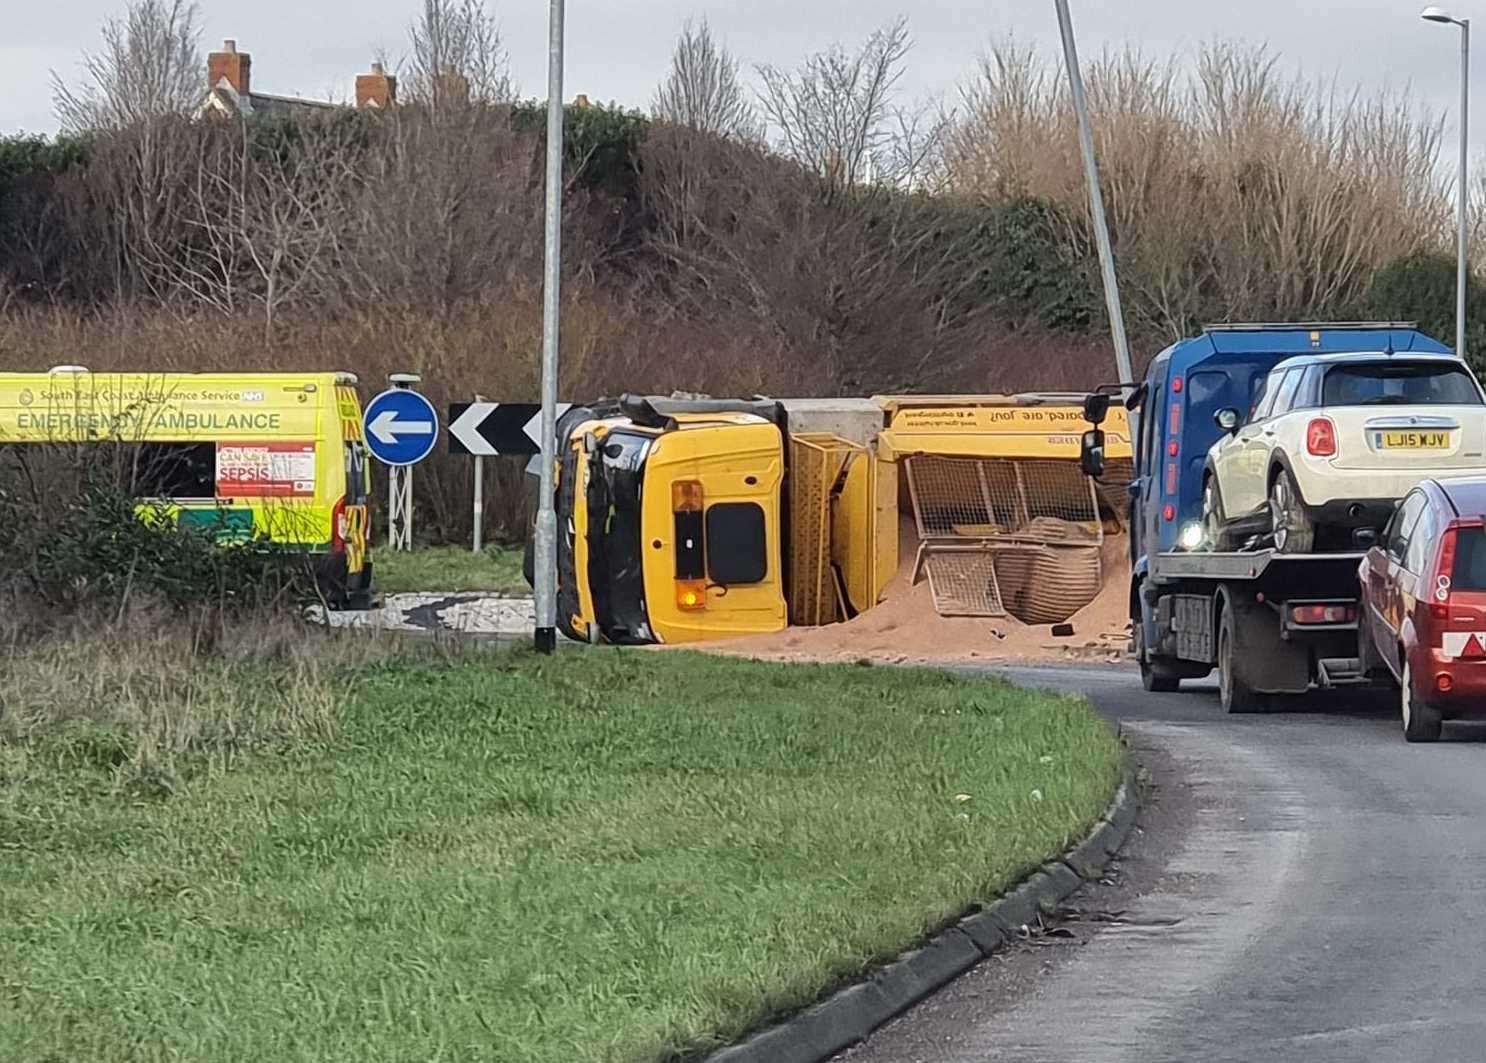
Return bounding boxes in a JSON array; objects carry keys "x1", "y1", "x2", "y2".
[
  {"x1": 52, "y1": 0, "x2": 202, "y2": 133},
  {"x1": 406, "y1": 0, "x2": 513, "y2": 107},
  {"x1": 653, "y1": 19, "x2": 759, "y2": 141},
  {"x1": 756, "y1": 17, "x2": 912, "y2": 192}
]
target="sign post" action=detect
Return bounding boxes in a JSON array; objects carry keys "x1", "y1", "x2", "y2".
[
  {"x1": 364, "y1": 374, "x2": 438, "y2": 552},
  {"x1": 535, "y1": 0, "x2": 567, "y2": 655},
  {"x1": 472, "y1": 394, "x2": 484, "y2": 554}
]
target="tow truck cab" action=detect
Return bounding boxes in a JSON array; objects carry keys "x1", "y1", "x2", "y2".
[{"x1": 1107, "y1": 322, "x2": 1454, "y2": 707}]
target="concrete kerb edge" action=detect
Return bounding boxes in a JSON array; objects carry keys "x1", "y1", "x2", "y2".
[{"x1": 702, "y1": 767, "x2": 1140, "y2": 1063}]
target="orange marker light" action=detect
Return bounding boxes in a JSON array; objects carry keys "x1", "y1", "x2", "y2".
[
  {"x1": 672, "y1": 480, "x2": 704, "y2": 512},
  {"x1": 676, "y1": 579, "x2": 707, "y2": 611}
]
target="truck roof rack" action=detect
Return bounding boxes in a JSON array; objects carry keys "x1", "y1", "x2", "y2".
[{"x1": 1201, "y1": 321, "x2": 1419, "y2": 333}]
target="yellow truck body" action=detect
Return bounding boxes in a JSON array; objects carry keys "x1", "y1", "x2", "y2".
[
  {"x1": 547, "y1": 393, "x2": 1131, "y2": 646},
  {"x1": 0, "y1": 369, "x2": 374, "y2": 604}
]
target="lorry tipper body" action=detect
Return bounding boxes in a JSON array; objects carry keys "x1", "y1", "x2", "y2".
[{"x1": 1106, "y1": 322, "x2": 1457, "y2": 710}]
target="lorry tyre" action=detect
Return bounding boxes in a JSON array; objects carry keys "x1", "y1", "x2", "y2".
[
  {"x1": 1219, "y1": 601, "x2": 1266, "y2": 714},
  {"x1": 1136, "y1": 620, "x2": 1181, "y2": 692},
  {"x1": 1269, "y1": 468, "x2": 1315, "y2": 554},
  {"x1": 1400, "y1": 658, "x2": 1443, "y2": 743}
]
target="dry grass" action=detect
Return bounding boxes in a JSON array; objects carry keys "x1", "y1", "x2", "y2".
[
  {"x1": 950, "y1": 40, "x2": 1451, "y2": 339},
  {"x1": 0, "y1": 608, "x2": 409, "y2": 795}
]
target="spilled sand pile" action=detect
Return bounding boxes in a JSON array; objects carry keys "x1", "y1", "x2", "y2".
[{"x1": 698, "y1": 521, "x2": 1131, "y2": 668}]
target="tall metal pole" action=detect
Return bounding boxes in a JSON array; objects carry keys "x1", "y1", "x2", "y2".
[
  {"x1": 1458, "y1": 20, "x2": 1471, "y2": 361},
  {"x1": 1053, "y1": 0, "x2": 1135, "y2": 389},
  {"x1": 534, "y1": 0, "x2": 566, "y2": 654}
]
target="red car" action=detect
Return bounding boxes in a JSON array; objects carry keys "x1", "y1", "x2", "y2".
[{"x1": 1360, "y1": 477, "x2": 1486, "y2": 742}]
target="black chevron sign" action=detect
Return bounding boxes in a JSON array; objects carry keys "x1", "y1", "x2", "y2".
[{"x1": 447, "y1": 401, "x2": 571, "y2": 456}]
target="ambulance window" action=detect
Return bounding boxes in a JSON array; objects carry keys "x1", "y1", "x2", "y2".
[
  {"x1": 706, "y1": 503, "x2": 768, "y2": 584},
  {"x1": 344, "y1": 443, "x2": 368, "y2": 504},
  {"x1": 129, "y1": 443, "x2": 216, "y2": 499}
]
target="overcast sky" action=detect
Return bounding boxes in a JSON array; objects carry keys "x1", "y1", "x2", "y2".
[{"x1": 4, "y1": 0, "x2": 1480, "y2": 156}]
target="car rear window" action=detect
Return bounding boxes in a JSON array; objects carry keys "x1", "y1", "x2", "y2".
[
  {"x1": 1322, "y1": 362, "x2": 1482, "y2": 407},
  {"x1": 1453, "y1": 528, "x2": 1486, "y2": 591}
]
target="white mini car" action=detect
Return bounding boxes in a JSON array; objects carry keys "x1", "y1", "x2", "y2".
[{"x1": 1201, "y1": 352, "x2": 1486, "y2": 552}]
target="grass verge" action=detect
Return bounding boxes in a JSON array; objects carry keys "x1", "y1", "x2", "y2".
[
  {"x1": 1, "y1": 641, "x2": 1121, "y2": 1063},
  {"x1": 374, "y1": 544, "x2": 527, "y2": 595}
]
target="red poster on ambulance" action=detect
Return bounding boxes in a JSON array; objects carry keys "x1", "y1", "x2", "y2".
[{"x1": 215, "y1": 442, "x2": 317, "y2": 498}]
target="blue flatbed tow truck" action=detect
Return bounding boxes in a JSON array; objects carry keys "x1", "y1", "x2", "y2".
[{"x1": 1079, "y1": 322, "x2": 1455, "y2": 712}]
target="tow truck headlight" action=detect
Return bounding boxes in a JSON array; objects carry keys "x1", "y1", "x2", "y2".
[{"x1": 1179, "y1": 522, "x2": 1204, "y2": 551}]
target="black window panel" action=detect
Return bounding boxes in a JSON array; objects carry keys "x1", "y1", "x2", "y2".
[
  {"x1": 1323, "y1": 362, "x2": 1483, "y2": 407},
  {"x1": 673, "y1": 510, "x2": 705, "y2": 580},
  {"x1": 129, "y1": 442, "x2": 216, "y2": 499},
  {"x1": 1453, "y1": 528, "x2": 1486, "y2": 590},
  {"x1": 705, "y1": 502, "x2": 767, "y2": 585}
]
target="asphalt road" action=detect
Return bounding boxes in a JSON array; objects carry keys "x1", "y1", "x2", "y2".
[{"x1": 839, "y1": 664, "x2": 1486, "y2": 1063}]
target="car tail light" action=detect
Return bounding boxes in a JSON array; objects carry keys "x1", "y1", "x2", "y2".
[
  {"x1": 1289, "y1": 603, "x2": 1356, "y2": 625},
  {"x1": 1163, "y1": 504, "x2": 1175, "y2": 522},
  {"x1": 1306, "y1": 418, "x2": 1337, "y2": 457},
  {"x1": 1430, "y1": 519, "x2": 1484, "y2": 620},
  {"x1": 1438, "y1": 673, "x2": 1456, "y2": 694},
  {"x1": 331, "y1": 496, "x2": 347, "y2": 554}
]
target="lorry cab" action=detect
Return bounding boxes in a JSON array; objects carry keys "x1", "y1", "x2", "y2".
[{"x1": 553, "y1": 396, "x2": 789, "y2": 644}]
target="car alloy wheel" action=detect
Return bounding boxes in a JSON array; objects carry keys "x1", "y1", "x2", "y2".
[
  {"x1": 1202, "y1": 479, "x2": 1221, "y2": 549},
  {"x1": 1268, "y1": 470, "x2": 1314, "y2": 553}
]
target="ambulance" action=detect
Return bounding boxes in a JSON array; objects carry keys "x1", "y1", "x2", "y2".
[{"x1": 0, "y1": 367, "x2": 375, "y2": 607}]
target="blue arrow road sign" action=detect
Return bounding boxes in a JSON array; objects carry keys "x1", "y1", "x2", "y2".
[{"x1": 363, "y1": 388, "x2": 439, "y2": 467}]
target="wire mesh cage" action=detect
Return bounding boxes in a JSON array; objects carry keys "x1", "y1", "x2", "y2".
[
  {"x1": 917, "y1": 545, "x2": 1007, "y2": 618},
  {"x1": 904, "y1": 454, "x2": 1107, "y2": 622},
  {"x1": 904, "y1": 456, "x2": 1103, "y2": 544}
]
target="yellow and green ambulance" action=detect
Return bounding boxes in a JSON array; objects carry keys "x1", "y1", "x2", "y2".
[{"x1": 0, "y1": 367, "x2": 375, "y2": 607}]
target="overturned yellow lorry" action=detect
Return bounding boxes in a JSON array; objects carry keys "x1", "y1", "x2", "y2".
[{"x1": 540, "y1": 393, "x2": 1132, "y2": 645}]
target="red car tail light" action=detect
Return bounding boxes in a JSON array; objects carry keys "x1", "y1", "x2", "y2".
[
  {"x1": 1306, "y1": 418, "x2": 1337, "y2": 457},
  {"x1": 1290, "y1": 603, "x2": 1356, "y2": 625},
  {"x1": 1429, "y1": 518, "x2": 1484, "y2": 621}
]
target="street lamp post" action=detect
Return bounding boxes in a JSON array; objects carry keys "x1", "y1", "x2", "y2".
[
  {"x1": 1053, "y1": 0, "x2": 1135, "y2": 392},
  {"x1": 534, "y1": 0, "x2": 566, "y2": 655},
  {"x1": 1423, "y1": 6, "x2": 1471, "y2": 361}
]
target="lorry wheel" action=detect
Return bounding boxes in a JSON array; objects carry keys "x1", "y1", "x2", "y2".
[
  {"x1": 1219, "y1": 604, "x2": 1266, "y2": 714},
  {"x1": 1269, "y1": 469, "x2": 1315, "y2": 554},
  {"x1": 1401, "y1": 660, "x2": 1443, "y2": 743}
]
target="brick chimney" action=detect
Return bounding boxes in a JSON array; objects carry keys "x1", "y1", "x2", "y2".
[
  {"x1": 356, "y1": 61, "x2": 396, "y2": 110},
  {"x1": 208, "y1": 39, "x2": 251, "y2": 98}
]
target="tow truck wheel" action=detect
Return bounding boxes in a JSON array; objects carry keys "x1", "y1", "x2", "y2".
[
  {"x1": 1136, "y1": 621, "x2": 1181, "y2": 693},
  {"x1": 1219, "y1": 604, "x2": 1266, "y2": 714},
  {"x1": 1401, "y1": 659, "x2": 1443, "y2": 743}
]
